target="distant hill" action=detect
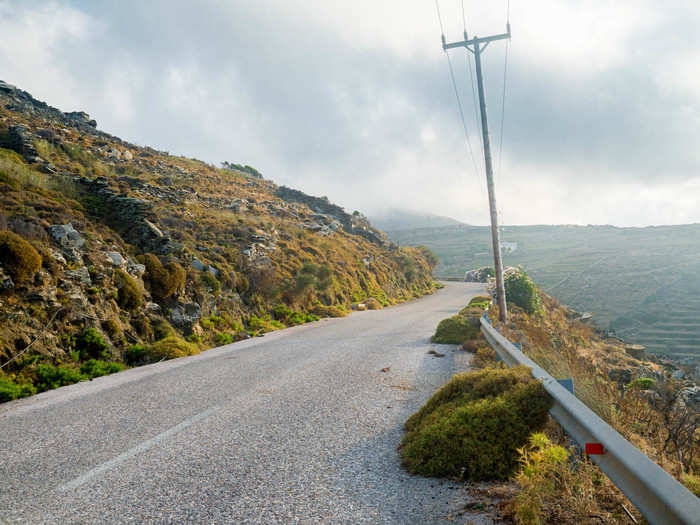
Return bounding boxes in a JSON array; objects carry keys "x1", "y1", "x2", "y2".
[
  {"x1": 369, "y1": 209, "x2": 464, "y2": 231},
  {"x1": 387, "y1": 223, "x2": 700, "y2": 363}
]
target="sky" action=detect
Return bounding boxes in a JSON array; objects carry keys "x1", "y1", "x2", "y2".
[{"x1": 1, "y1": 0, "x2": 699, "y2": 226}]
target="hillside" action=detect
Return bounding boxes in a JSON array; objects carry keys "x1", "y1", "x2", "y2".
[
  {"x1": 387, "y1": 223, "x2": 700, "y2": 363},
  {"x1": 0, "y1": 80, "x2": 439, "y2": 400},
  {"x1": 369, "y1": 209, "x2": 464, "y2": 231}
]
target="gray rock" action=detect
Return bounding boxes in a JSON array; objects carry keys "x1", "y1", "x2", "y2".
[
  {"x1": 48, "y1": 223, "x2": 85, "y2": 249},
  {"x1": 49, "y1": 249, "x2": 67, "y2": 266},
  {"x1": 126, "y1": 258, "x2": 146, "y2": 277},
  {"x1": 671, "y1": 369, "x2": 685, "y2": 380},
  {"x1": 145, "y1": 302, "x2": 162, "y2": 314},
  {"x1": 206, "y1": 265, "x2": 219, "y2": 278},
  {"x1": 64, "y1": 266, "x2": 92, "y2": 285},
  {"x1": 170, "y1": 302, "x2": 202, "y2": 331},
  {"x1": 0, "y1": 267, "x2": 14, "y2": 289},
  {"x1": 105, "y1": 251, "x2": 125, "y2": 267},
  {"x1": 191, "y1": 258, "x2": 205, "y2": 271}
]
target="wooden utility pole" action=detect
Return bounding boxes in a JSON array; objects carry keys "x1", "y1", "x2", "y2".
[{"x1": 442, "y1": 24, "x2": 511, "y2": 322}]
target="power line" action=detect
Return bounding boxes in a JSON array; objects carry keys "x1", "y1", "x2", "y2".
[{"x1": 435, "y1": 0, "x2": 481, "y2": 181}]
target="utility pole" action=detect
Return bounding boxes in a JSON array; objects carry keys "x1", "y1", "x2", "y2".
[{"x1": 442, "y1": 24, "x2": 511, "y2": 322}]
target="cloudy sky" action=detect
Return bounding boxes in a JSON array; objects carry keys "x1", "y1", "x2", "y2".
[{"x1": 1, "y1": 1, "x2": 699, "y2": 226}]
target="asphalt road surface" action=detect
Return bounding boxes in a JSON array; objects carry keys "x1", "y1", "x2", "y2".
[{"x1": 1, "y1": 282, "x2": 487, "y2": 524}]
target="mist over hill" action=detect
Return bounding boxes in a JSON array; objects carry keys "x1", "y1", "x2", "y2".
[
  {"x1": 387, "y1": 222, "x2": 700, "y2": 363},
  {"x1": 370, "y1": 209, "x2": 465, "y2": 231}
]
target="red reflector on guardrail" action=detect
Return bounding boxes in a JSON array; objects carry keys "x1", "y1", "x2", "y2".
[{"x1": 586, "y1": 443, "x2": 605, "y2": 455}]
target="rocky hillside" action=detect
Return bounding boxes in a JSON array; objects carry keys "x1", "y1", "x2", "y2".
[{"x1": 0, "y1": 80, "x2": 439, "y2": 400}]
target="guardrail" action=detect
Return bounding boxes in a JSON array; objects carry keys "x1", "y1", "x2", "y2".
[{"x1": 480, "y1": 315, "x2": 700, "y2": 525}]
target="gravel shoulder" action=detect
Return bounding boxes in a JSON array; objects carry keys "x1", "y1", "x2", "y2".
[{"x1": 1, "y1": 282, "x2": 488, "y2": 524}]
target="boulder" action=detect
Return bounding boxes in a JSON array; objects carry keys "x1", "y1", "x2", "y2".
[
  {"x1": 64, "y1": 266, "x2": 92, "y2": 285},
  {"x1": 0, "y1": 266, "x2": 14, "y2": 290},
  {"x1": 122, "y1": 150, "x2": 134, "y2": 161},
  {"x1": 105, "y1": 251, "x2": 125, "y2": 267},
  {"x1": 48, "y1": 223, "x2": 85, "y2": 249},
  {"x1": 170, "y1": 302, "x2": 202, "y2": 332},
  {"x1": 191, "y1": 258, "x2": 205, "y2": 271},
  {"x1": 206, "y1": 265, "x2": 219, "y2": 278}
]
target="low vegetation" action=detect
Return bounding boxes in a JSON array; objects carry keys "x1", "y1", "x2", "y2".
[
  {"x1": 0, "y1": 229, "x2": 42, "y2": 284},
  {"x1": 400, "y1": 366, "x2": 551, "y2": 480}
]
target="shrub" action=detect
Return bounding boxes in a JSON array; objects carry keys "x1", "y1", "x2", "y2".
[
  {"x1": 35, "y1": 364, "x2": 86, "y2": 392},
  {"x1": 0, "y1": 230, "x2": 42, "y2": 284},
  {"x1": 152, "y1": 318, "x2": 176, "y2": 340},
  {"x1": 272, "y1": 304, "x2": 320, "y2": 325},
  {"x1": 400, "y1": 366, "x2": 551, "y2": 480},
  {"x1": 682, "y1": 474, "x2": 700, "y2": 497},
  {"x1": 124, "y1": 344, "x2": 149, "y2": 365},
  {"x1": 80, "y1": 359, "x2": 125, "y2": 378},
  {"x1": 200, "y1": 271, "x2": 221, "y2": 295},
  {"x1": 418, "y1": 246, "x2": 439, "y2": 268},
  {"x1": 431, "y1": 315, "x2": 480, "y2": 344},
  {"x1": 0, "y1": 377, "x2": 37, "y2": 402},
  {"x1": 627, "y1": 377, "x2": 655, "y2": 390},
  {"x1": 247, "y1": 315, "x2": 285, "y2": 334},
  {"x1": 467, "y1": 295, "x2": 491, "y2": 310},
  {"x1": 513, "y1": 433, "x2": 599, "y2": 524},
  {"x1": 214, "y1": 332, "x2": 234, "y2": 345},
  {"x1": 310, "y1": 304, "x2": 348, "y2": 318},
  {"x1": 140, "y1": 254, "x2": 185, "y2": 302},
  {"x1": 75, "y1": 328, "x2": 110, "y2": 360},
  {"x1": 471, "y1": 346, "x2": 499, "y2": 368},
  {"x1": 365, "y1": 297, "x2": 383, "y2": 310},
  {"x1": 147, "y1": 336, "x2": 199, "y2": 360},
  {"x1": 114, "y1": 269, "x2": 142, "y2": 311},
  {"x1": 505, "y1": 270, "x2": 541, "y2": 314}
]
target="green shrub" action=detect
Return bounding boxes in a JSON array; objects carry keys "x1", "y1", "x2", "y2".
[
  {"x1": 627, "y1": 377, "x2": 656, "y2": 390},
  {"x1": 431, "y1": 315, "x2": 480, "y2": 344},
  {"x1": 200, "y1": 271, "x2": 221, "y2": 295},
  {"x1": 272, "y1": 304, "x2": 320, "y2": 325},
  {"x1": 247, "y1": 315, "x2": 285, "y2": 334},
  {"x1": 75, "y1": 328, "x2": 110, "y2": 360},
  {"x1": 418, "y1": 246, "x2": 439, "y2": 268},
  {"x1": 682, "y1": 474, "x2": 700, "y2": 497},
  {"x1": 214, "y1": 332, "x2": 234, "y2": 345},
  {"x1": 147, "y1": 336, "x2": 199, "y2": 360},
  {"x1": 0, "y1": 377, "x2": 37, "y2": 402},
  {"x1": 80, "y1": 359, "x2": 125, "y2": 378},
  {"x1": 140, "y1": 254, "x2": 185, "y2": 302},
  {"x1": 400, "y1": 366, "x2": 551, "y2": 480},
  {"x1": 35, "y1": 364, "x2": 86, "y2": 392},
  {"x1": 0, "y1": 230, "x2": 42, "y2": 284},
  {"x1": 467, "y1": 295, "x2": 491, "y2": 310},
  {"x1": 125, "y1": 344, "x2": 153, "y2": 365},
  {"x1": 505, "y1": 270, "x2": 541, "y2": 314},
  {"x1": 152, "y1": 318, "x2": 176, "y2": 340},
  {"x1": 114, "y1": 269, "x2": 142, "y2": 311},
  {"x1": 310, "y1": 304, "x2": 348, "y2": 318}
]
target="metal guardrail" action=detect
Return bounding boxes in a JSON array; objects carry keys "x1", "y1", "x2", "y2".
[{"x1": 480, "y1": 315, "x2": 700, "y2": 525}]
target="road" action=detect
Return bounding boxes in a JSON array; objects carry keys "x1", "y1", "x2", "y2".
[{"x1": 1, "y1": 282, "x2": 486, "y2": 524}]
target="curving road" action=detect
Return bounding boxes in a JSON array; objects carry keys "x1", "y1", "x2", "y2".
[{"x1": 1, "y1": 282, "x2": 486, "y2": 524}]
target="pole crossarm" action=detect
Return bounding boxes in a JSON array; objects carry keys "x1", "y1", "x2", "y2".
[{"x1": 442, "y1": 29, "x2": 511, "y2": 51}]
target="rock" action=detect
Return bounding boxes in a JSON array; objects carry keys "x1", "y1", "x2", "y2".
[
  {"x1": 145, "y1": 302, "x2": 161, "y2": 314},
  {"x1": 624, "y1": 344, "x2": 646, "y2": 360},
  {"x1": 49, "y1": 249, "x2": 67, "y2": 266},
  {"x1": 48, "y1": 223, "x2": 85, "y2": 249},
  {"x1": 191, "y1": 258, "x2": 205, "y2": 271},
  {"x1": 64, "y1": 111, "x2": 97, "y2": 128},
  {"x1": 64, "y1": 266, "x2": 92, "y2": 285},
  {"x1": 206, "y1": 265, "x2": 219, "y2": 278},
  {"x1": 671, "y1": 369, "x2": 685, "y2": 380},
  {"x1": 0, "y1": 266, "x2": 14, "y2": 289},
  {"x1": 105, "y1": 251, "x2": 125, "y2": 267},
  {"x1": 126, "y1": 258, "x2": 146, "y2": 277},
  {"x1": 170, "y1": 302, "x2": 202, "y2": 332},
  {"x1": 680, "y1": 386, "x2": 700, "y2": 409},
  {"x1": 122, "y1": 149, "x2": 133, "y2": 161},
  {"x1": 28, "y1": 286, "x2": 57, "y2": 304}
]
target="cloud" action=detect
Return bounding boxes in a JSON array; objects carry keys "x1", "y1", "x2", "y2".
[{"x1": 1, "y1": 0, "x2": 699, "y2": 226}]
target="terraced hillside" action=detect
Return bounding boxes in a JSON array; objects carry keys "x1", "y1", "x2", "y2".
[{"x1": 387, "y1": 223, "x2": 700, "y2": 363}]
